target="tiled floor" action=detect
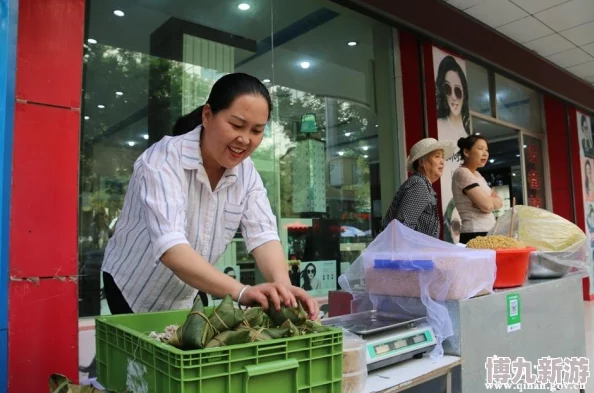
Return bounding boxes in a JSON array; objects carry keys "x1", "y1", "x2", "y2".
[{"x1": 556, "y1": 301, "x2": 593, "y2": 393}]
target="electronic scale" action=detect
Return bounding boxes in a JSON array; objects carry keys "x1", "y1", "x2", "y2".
[{"x1": 322, "y1": 310, "x2": 437, "y2": 371}]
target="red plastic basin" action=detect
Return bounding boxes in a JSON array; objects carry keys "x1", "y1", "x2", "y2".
[{"x1": 493, "y1": 247, "x2": 536, "y2": 289}]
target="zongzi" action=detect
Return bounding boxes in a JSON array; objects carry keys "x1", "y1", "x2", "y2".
[
  {"x1": 209, "y1": 294, "x2": 244, "y2": 332},
  {"x1": 242, "y1": 307, "x2": 265, "y2": 328},
  {"x1": 265, "y1": 302, "x2": 307, "y2": 326},
  {"x1": 168, "y1": 296, "x2": 217, "y2": 349},
  {"x1": 238, "y1": 326, "x2": 290, "y2": 342},
  {"x1": 205, "y1": 330, "x2": 251, "y2": 348}
]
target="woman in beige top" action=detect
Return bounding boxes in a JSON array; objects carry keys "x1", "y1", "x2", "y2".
[{"x1": 452, "y1": 135, "x2": 503, "y2": 244}]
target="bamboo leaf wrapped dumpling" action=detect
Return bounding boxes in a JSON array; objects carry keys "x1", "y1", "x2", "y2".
[
  {"x1": 209, "y1": 294, "x2": 244, "y2": 332},
  {"x1": 205, "y1": 330, "x2": 251, "y2": 348},
  {"x1": 281, "y1": 320, "x2": 300, "y2": 337},
  {"x1": 168, "y1": 296, "x2": 217, "y2": 349},
  {"x1": 238, "y1": 327, "x2": 290, "y2": 342},
  {"x1": 265, "y1": 302, "x2": 307, "y2": 327},
  {"x1": 241, "y1": 307, "x2": 265, "y2": 328}
]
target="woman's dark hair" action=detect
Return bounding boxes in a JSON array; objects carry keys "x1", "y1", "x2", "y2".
[
  {"x1": 436, "y1": 55, "x2": 470, "y2": 135},
  {"x1": 581, "y1": 114, "x2": 588, "y2": 129},
  {"x1": 457, "y1": 135, "x2": 487, "y2": 161},
  {"x1": 300, "y1": 263, "x2": 317, "y2": 291},
  {"x1": 172, "y1": 73, "x2": 273, "y2": 136}
]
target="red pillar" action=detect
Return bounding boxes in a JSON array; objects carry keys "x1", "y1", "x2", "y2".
[{"x1": 8, "y1": 0, "x2": 85, "y2": 391}]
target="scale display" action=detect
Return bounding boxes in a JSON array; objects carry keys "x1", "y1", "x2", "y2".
[{"x1": 370, "y1": 333, "x2": 428, "y2": 358}]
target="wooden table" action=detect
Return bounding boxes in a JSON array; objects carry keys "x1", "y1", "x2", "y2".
[{"x1": 363, "y1": 355, "x2": 461, "y2": 393}]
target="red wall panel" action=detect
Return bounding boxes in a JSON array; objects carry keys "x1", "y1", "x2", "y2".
[
  {"x1": 543, "y1": 96, "x2": 573, "y2": 221},
  {"x1": 15, "y1": 0, "x2": 85, "y2": 107},
  {"x1": 8, "y1": 278, "x2": 78, "y2": 393},
  {"x1": 9, "y1": 103, "x2": 79, "y2": 277}
]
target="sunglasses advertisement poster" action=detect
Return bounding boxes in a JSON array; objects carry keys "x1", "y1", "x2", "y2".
[
  {"x1": 299, "y1": 260, "x2": 337, "y2": 297},
  {"x1": 433, "y1": 46, "x2": 470, "y2": 244},
  {"x1": 577, "y1": 110, "x2": 594, "y2": 296}
]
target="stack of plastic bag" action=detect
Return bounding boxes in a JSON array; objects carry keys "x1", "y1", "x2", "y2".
[
  {"x1": 338, "y1": 220, "x2": 497, "y2": 358},
  {"x1": 341, "y1": 329, "x2": 367, "y2": 393}
]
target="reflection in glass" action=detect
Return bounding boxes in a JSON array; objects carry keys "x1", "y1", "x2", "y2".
[
  {"x1": 495, "y1": 74, "x2": 542, "y2": 131},
  {"x1": 523, "y1": 135, "x2": 547, "y2": 210},
  {"x1": 466, "y1": 61, "x2": 491, "y2": 116}
]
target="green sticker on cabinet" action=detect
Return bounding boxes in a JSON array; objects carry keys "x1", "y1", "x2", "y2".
[{"x1": 506, "y1": 293, "x2": 521, "y2": 333}]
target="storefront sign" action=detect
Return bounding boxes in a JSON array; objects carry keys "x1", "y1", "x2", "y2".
[
  {"x1": 432, "y1": 47, "x2": 470, "y2": 244},
  {"x1": 576, "y1": 110, "x2": 594, "y2": 297},
  {"x1": 506, "y1": 293, "x2": 521, "y2": 333}
]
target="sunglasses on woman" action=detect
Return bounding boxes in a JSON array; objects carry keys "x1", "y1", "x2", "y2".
[{"x1": 444, "y1": 83, "x2": 463, "y2": 100}]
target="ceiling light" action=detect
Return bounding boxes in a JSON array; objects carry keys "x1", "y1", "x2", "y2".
[
  {"x1": 338, "y1": 151, "x2": 345, "y2": 156},
  {"x1": 262, "y1": 79, "x2": 271, "y2": 83},
  {"x1": 344, "y1": 132, "x2": 351, "y2": 137},
  {"x1": 524, "y1": 145, "x2": 527, "y2": 149},
  {"x1": 143, "y1": 134, "x2": 149, "y2": 140},
  {"x1": 97, "y1": 104, "x2": 105, "y2": 109},
  {"x1": 363, "y1": 155, "x2": 368, "y2": 158},
  {"x1": 84, "y1": 116, "x2": 89, "y2": 120},
  {"x1": 115, "y1": 91, "x2": 123, "y2": 96},
  {"x1": 516, "y1": 154, "x2": 520, "y2": 157},
  {"x1": 361, "y1": 146, "x2": 369, "y2": 151},
  {"x1": 475, "y1": 132, "x2": 480, "y2": 135},
  {"x1": 127, "y1": 141, "x2": 135, "y2": 147},
  {"x1": 87, "y1": 38, "x2": 97, "y2": 44},
  {"x1": 113, "y1": 10, "x2": 125, "y2": 17},
  {"x1": 347, "y1": 41, "x2": 358, "y2": 47},
  {"x1": 238, "y1": 3, "x2": 251, "y2": 11},
  {"x1": 513, "y1": 173, "x2": 516, "y2": 177},
  {"x1": 489, "y1": 159, "x2": 495, "y2": 163},
  {"x1": 300, "y1": 61, "x2": 310, "y2": 69}
]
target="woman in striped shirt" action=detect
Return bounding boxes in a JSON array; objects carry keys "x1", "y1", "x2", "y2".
[{"x1": 101, "y1": 73, "x2": 318, "y2": 319}]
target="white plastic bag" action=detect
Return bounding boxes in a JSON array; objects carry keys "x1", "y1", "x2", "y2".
[
  {"x1": 489, "y1": 205, "x2": 589, "y2": 271},
  {"x1": 339, "y1": 220, "x2": 497, "y2": 359}
]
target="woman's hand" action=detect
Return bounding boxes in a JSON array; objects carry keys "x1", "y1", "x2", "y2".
[{"x1": 239, "y1": 283, "x2": 319, "y2": 320}]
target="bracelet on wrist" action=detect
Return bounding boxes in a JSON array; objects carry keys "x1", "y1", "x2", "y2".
[{"x1": 237, "y1": 285, "x2": 250, "y2": 310}]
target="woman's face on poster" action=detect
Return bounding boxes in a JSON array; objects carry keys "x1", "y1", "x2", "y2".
[{"x1": 444, "y1": 70, "x2": 464, "y2": 118}]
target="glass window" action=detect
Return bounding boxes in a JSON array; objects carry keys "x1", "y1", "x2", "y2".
[
  {"x1": 79, "y1": 0, "x2": 398, "y2": 318},
  {"x1": 495, "y1": 74, "x2": 542, "y2": 131},
  {"x1": 466, "y1": 61, "x2": 491, "y2": 116}
]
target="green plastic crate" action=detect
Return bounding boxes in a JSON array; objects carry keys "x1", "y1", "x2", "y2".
[{"x1": 95, "y1": 309, "x2": 343, "y2": 393}]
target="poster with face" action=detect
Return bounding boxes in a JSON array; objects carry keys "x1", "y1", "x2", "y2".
[
  {"x1": 299, "y1": 260, "x2": 337, "y2": 297},
  {"x1": 579, "y1": 113, "x2": 594, "y2": 159},
  {"x1": 433, "y1": 47, "x2": 470, "y2": 244},
  {"x1": 209, "y1": 265, "x2": 241, "y2": 306},
  {"x1": 577, "y1": 110, "x2": 594, "y2": 296}
]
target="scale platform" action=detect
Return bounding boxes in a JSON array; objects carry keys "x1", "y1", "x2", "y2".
[{"x1": 322, "y1": 310, "x2": 437, "y2": 371}]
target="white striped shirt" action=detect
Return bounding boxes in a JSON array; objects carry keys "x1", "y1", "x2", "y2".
[{"x1": 101, "y1": 126, "x2": 279, "y2": 313}]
